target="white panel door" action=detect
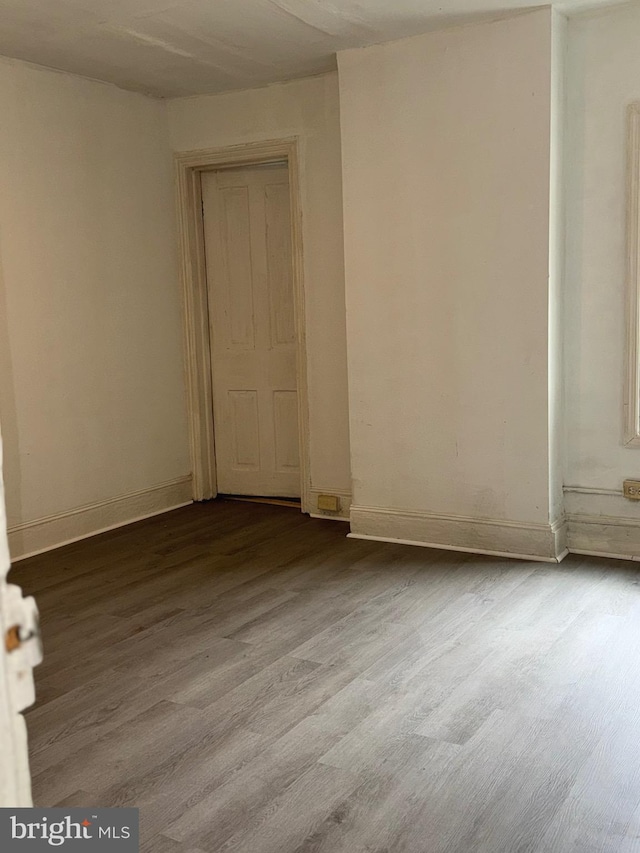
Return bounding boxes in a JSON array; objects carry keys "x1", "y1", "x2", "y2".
[
  {"x1": 0, "y1": 428, "x2": 41, "y2": 806},
  {"x1": 202, "y1": 165, "x2": 300, "y2": 498}
]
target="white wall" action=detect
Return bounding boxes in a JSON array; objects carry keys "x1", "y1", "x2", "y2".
[
  {"x1": 0, "y1": 58, "x2": 191, "y2": 560},
  {"x1": 167, "y1": 73, "x2": 352, "y2": 511},
  {"x1": 338, "y1": 9, "x2": 565, "y2": 559},
  {"x1": 564, "y1": 2, "x2": 640, "y2": 554},
  {"x1": 549, "y1": 10, "x2": 568, "y2": 527}
]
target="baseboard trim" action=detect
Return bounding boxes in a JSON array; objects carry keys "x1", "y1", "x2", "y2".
[
  {"x1": 310, "y1": 513, "x2": 350, "y2": 523},
  {"x1": 348, "y1": 532, "x2": 568, "y2": 563},
  {"x1": 308, "y1": 488, "x2": 352, "y2": 521},
  {"x1": 567, "y1": 512, "x2": 640, "y2": 560},
  {"x1": 569, "y1": 548, "x2": 640, "y2": 562},
  {"x1": 8, "y1": 476, "x2": 193, "y2": 562},
  {"x1": 349, "y1": 504, "x2": 567, "y2": 562}
]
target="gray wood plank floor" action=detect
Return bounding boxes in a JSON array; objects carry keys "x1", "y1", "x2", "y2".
[{"x1": 11, "y1": 499, "x2": 640, "y2": 852}]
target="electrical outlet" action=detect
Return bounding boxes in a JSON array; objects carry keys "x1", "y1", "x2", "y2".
[
  {"x1": 623, "y1": 479, "x2": 640, "y2": 500},
  {"x1": 317, "y1": 494, "x2": 341, "y2": 513}
]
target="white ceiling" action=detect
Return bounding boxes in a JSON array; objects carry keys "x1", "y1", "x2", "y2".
[{"x1": 0, "y1": 0, "x2": 628, "y2": 98}]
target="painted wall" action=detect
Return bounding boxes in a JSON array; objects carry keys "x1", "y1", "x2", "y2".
[
  {"x1": 166, "y1": 73, "x2": 352, "y2": 512},
  {"x1": 0, "y1": 58, "x2": 191, "y2": 559},
  {"x1": 338, "y1": 9, "x2": 565, "y2": 559},
  {"x1": 564, "y1": 2, "x2": 640, "y2": 552},
  {"x1": 549, "y1": 10, "x2": 568, "y2": 528}
]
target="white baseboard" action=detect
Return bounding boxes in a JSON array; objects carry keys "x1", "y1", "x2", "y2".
[
  {"x1": 8, "y1": 476, "x2": 193, "y2": 562},
  {"x1": 567, "y1": 514, "x2": 640, "y2": 560},
  {"x1": 308, "y1": 488, "x2": 352, "y2": 521},
  {"x1": 564, "y1": 487, "x2": 640, "y2": 560},
  {"x1": 349, "y1": 504, "x2": 567, "y2": 562}
]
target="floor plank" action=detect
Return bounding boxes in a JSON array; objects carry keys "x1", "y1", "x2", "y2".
[{"x1": 10, "y1": 499, "x2": 640, "y2": 852}]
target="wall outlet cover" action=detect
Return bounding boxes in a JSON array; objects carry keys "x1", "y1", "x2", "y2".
[
  {"x1": 623, "y1": 479, "x2": 640, "y2": 500},
  {"x1": 317, "y1": 494, "x2": 341, "y2": 513}
]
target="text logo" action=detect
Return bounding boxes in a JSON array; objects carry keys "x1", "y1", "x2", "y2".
[{"x1": 0, "y1": 809, "x2": 138, "y2": 851}]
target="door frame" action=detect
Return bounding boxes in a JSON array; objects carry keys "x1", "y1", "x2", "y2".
[{"x1": 175, "y1": 137, "x2": 311, "y2": 512}]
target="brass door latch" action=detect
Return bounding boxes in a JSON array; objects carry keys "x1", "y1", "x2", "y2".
[
  {"x1": 5, "y1": 624, "x2": 21, "y2": 652},
  {"x1": 5, "y1": 620, "x2": 40, "y2": 653},
  {"x1": 3, "y1": 585, "x2": 42, "y2": 712}
]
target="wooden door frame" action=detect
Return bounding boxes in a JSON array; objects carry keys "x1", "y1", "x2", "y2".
[{"x1": 175, "y1": 137, "x2": 311, "y2": 512}]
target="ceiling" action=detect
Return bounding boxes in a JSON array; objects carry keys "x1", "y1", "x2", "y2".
[{"x1": 0, "y1": 0, "x2": 628, "y2": 98}]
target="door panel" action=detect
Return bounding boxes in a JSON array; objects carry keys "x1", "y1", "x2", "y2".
[
  {"x1": 202, "y1": 165, "x2": 300, "y2": 498},
  {"x1": 273, "y1": 390, "x2": 300, "y2": 473},
  {"x1": 219, "y1": 186, "x2": 256, "y2": 350},
  {"x1": 228, "y1": 390, "x2": 260, "y2": 470},
  {"x1": 0, "y1": 430, "x2": 41, "y2": 806},
  {"x1": 265, "y1": 183, "x2": 295, "y2": 347}
]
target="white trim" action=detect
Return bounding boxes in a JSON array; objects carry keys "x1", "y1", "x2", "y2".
[
  {"x1": 176, "y1": 159, "x2": 216, "y2": 500},
  {"x1": 349, "y1": 504, "x2": 567, "y2": 562},
  {"x1": 8, "y1": 476, "x2": 193, "y2": 562},
  {"x1": 624, "y1": 102, "x2": 640, "y2": 446},
  {"x1": 569, "y1": 548, "x2": 640, "y2": 562},
  {"x1": 175, "y1": 138, "x2": 311, "y2": 512},
  {"x1": 348, "y1": 533, "x2": 567, "y2": 564},
  {"x1": 310, "y1": 514, "x2": 350, "y2": 523},
  {"x1": 567, "y1": 511, "x2": 640, "y2": 559},
  {"x1": 567, "y1": 512, "x2": 640, "y2": 528},
  {"x1": 350, "y1": 503, "x2": 564, "y2": 530}
]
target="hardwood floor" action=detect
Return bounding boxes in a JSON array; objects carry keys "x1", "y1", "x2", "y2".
[{"x1": 10, "y1": 499, "x2": 640, "y2": 852}]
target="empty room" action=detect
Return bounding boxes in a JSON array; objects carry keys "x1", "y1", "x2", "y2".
[{"x1": 1, "y1": 0, "x2": 640, "y2": 851}]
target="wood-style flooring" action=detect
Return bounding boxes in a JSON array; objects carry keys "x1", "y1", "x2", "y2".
[{"x1": 10, "y1": 499, "x2": 640, "y2": 852}]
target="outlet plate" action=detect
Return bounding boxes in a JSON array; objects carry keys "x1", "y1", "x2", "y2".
[
  {"x1": 623, "y1": 479, "x2": 640, "y2": 500},
  {"x1": 317, "y1": 494, "x2": 341, "y2": 513}
]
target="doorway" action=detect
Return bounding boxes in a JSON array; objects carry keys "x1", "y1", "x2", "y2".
[
  {"x1": 175, "y1": 139, "x2": 310, "y2": 512},
  {"x1": 201, "y1": 163, "x2": 300, "y2": 500}
]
